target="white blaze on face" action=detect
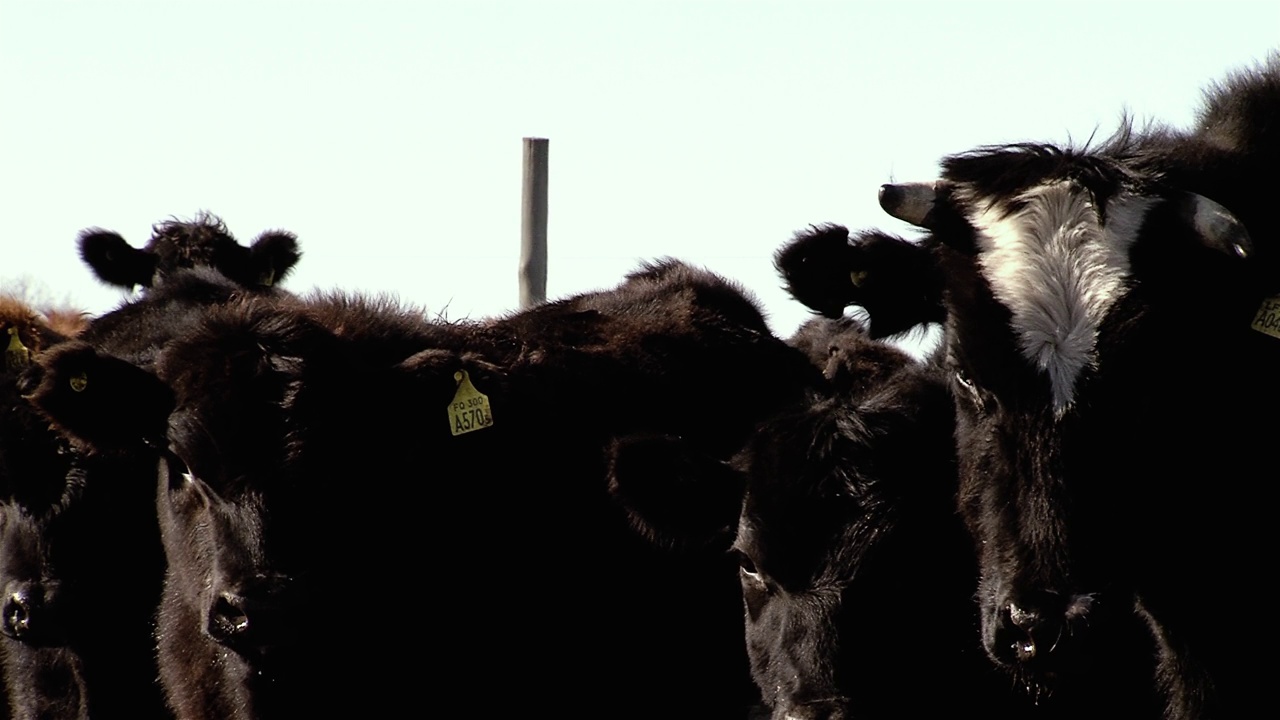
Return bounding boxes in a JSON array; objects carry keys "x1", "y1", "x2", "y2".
[{"x1": 965, "y1": 181, "x2": 1155, "y2": 414}]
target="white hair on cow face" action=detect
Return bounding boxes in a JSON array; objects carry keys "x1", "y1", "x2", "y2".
[{"x1": 965, "y1": 181, "x2": 1155, "y2": 414}]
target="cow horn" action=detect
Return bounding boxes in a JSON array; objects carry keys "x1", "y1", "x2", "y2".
[
  {"x1": 1180, "y1": 192, "x2": 1252, "y2": 259},
  {"x1": 879, "y1": 182, "x2": 940, "y2": 228}
]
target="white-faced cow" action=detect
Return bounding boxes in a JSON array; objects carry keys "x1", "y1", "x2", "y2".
[
  {"x1": 78, "y1": 211, "x2": 300, "y2": 292},
  {"x1": 27, "y1": 259, "x2": 820, "y2": 720},
  {"x1": 776, "y1": 56, "x2": 1279, "y2": 719}
]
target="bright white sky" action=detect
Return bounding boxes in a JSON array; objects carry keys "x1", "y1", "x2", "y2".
[{"x1": 3, "y1": 1, "x2": 1277, "y2": 352}]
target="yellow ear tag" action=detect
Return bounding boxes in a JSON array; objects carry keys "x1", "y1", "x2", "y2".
[
  {"x1": 448, "y1": 370, "x2": 493, "y2": 436},
  {"x1": 5, "y1": 327, "x2": 30, "y2": 371},
  {"x1": 69, "y1": 372, "x2": 88, "y2": 393},
  {"x1": 1250, "y1": 295, "x2": 1280, "y2": 340}
]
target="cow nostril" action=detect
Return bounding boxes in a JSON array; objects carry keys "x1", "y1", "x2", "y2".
[
  {"x1": 1014, "y1": 638, "x2": 1037, "y2": 661},
  {"x1": 1008, "y1": 602, "x2": 1040, "y2": 631},
  {"x1": 1005, "y1": 603, "x2": 1040, "y2": 660},
  {"x1": 210, "y1": 594, "x2": 250, "y2": 641},
  {"x1": 1004, "y1": 597, "x2": 1067, "y2": 663},
  {"x1": 3, "y1": 594, "x2": 32, "y2": 637}
]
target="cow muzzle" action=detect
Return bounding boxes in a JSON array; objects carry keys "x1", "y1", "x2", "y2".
[
  {"x1": 991, "y1": 590, "x2": 1096, "y2": 672},
  {"x1": 204, "y1": 574, "x2": 295, "y2": 660},
  {"x1": 2, "y1": 579, "x2": 66, "y2": 645}
]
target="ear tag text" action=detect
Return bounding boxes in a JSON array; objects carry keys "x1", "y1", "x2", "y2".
[
  {"x1": 1250, "y1": 295, "x2": 1280, "y2": 340},
  {"x1": 448, "y1": 370, "x2": 493, "y2": 436}
]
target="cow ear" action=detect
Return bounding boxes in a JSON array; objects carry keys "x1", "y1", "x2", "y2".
[
  {"x1": 607, "y1": 433, "x2": 744, "y2": 552},
  {"x1": 22, "y1": 341, "x2": 173, "y2": 455},
  {"x1": 399, "y1": 349, "x2": 506, "y2": 399},
  {"x1": 776, "y1": 225, "x2": 945, "y2": 339},
  {"x1": 774, "y1": 224, "x2": 858, "y2": 320},
  {"x1": 396, "y1": 348, "x2": 509, "y2": 439},
  {"x1": 3, "y1": 303, "x2": 59, "y2": 371},
  {"x1": 248, "y1": 230, "x2": 301, "y2": 287},
  {"x1": 78, "y1": 229, "x2": 158, "y2": 289}
]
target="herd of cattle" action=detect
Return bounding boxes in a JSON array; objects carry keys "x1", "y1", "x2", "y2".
[{"x1": 1, "y1": 55, "x2": 1276, "y2": 719}]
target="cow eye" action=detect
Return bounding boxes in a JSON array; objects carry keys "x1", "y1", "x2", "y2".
[
  {"x1": 953, "y1": 369, "x2": 979, "y2": 399},
  {"x1": 734, "y1": 551, "x2": 765, "y2": 586},
  {"x1": 161, "y1": 449, "x2": 198, "y2": 490},
  {"x1": 953, "y1": 369, "x2": 998, "y2": 415},
  {"x1": 171, "y1": 465, "x2": 197, "y2": 490}
]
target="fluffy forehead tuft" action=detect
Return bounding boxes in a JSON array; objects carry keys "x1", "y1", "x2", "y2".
[{"x1": 964, "y1": 181, "x2": 1155, "y2": 414}]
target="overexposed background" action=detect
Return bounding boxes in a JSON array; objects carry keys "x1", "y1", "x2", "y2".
[{"x1": 3, "y1": 0, "x2": 1276, "y2": 354}]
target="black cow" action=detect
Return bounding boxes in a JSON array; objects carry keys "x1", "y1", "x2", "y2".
[
  {"x1": 27, "y1": 259, "x2": 820, "y2": 720},
  {"x1": 608, "y1": 316, "x2": 977, "y2": 720},
  {"x1": 0, "y1": 297, "x2": 82, "y2": 719},
  {"x1": 0, "y1": 296, "x2": 163, "y2": 720},
  {"x1": 0, "y1": 214, "x2": 304, "y2": 719},
  {"x1": 777, "y1": 55, "x2": 1279, "y2": 719},
  {"x1": 78, "y1": 211, "x2": 300, "y2": 291},
  {"x1": 610, "y1": 315, "x2": 1166, "y2": 719}
]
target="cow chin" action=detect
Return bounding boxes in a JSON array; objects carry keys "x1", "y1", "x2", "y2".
[{"x1": 770, "y1": 697, "x2": 850, "y2": 720}]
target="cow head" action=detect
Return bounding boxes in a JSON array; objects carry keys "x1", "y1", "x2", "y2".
[
  {"x1": 873, "y1": 132, "x2": 1270, "y2": 701},
  {"x1": 79, "y1": 211, "x2": 301, "y2": 291},
  {"x1": 608, "y1": 318, "x2": 998, "y2": 720},
  {"x1": 777, "y1": 61, "x2": 1280, "y2": 710},
  {"x1": 1, "y1": 303, "x2": 81, "y2": 647},
  {"x1": 150, "y1": 299, "x2": 369, "y2": 675},
  {"x1": 25, "y1": 299, "x2": 336, "y2": 666}
]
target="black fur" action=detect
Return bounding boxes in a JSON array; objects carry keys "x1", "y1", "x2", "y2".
[
  {"x1": 10, "y1": 263, "x2": 296, "y2": 720},
  {"x1": 607, "y1": 317, "x2": 1150, "y2": 719},
  {"x1": 1, "y1": 298, "x2": 167, "y2": 720},
  {"x1": 28, "y1": 259, "x2": 820, "y2": 720}
]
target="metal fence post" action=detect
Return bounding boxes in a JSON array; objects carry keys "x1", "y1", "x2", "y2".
[{"x1": 519, "y1": 137, "x2": 549, "y2": 308}]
